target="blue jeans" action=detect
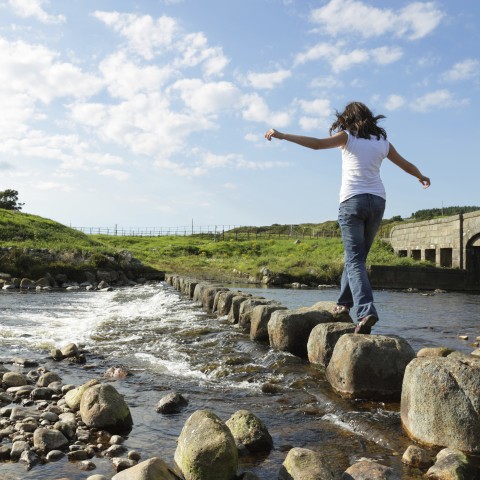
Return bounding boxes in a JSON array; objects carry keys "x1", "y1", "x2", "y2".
[{"x1": 337, "y1": 194, "x2": 386, "y2": 321}]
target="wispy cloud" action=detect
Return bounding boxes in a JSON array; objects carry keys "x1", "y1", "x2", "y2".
[
  {"x1": 244, "y1": 69, "x2": 292, "y2": 90},
  {"x1": 8, "y1": 0, "x2": 65, "y2": 24},
  {"x1": 241, "y1": 93, "x2": 290, "y2": 127},
  {"x1": 385, "y1": 94, "x2": 406, "y2": 111},
  {"x1": 441, "y1": 58, "x2": 480, "y2": 83},
  {"x1": 295, "y1": 42, "x2": 403, "y2": 72},
  {"x1": 309, "y1": 0, "x2": 444, "y2": 40},
  {"x1": 411, "y1": 89, "x2": 469, "y2": 112}
]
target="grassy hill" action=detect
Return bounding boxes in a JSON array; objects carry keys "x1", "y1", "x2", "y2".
[{"x1": 0, "y1": 209, "x2": 429, "y2": 284}]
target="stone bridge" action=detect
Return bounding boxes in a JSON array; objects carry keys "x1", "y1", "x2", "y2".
[{"x1": 389, "y1": 210, "x2": 480, "y2": 287}]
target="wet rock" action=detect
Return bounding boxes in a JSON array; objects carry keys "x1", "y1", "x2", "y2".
[
  {"x1": 112, "y1": 456, "x2": 178, "y2": 480},
  {"x1": 0, "y1": 444, "x2": 10, "y2": 461},
  {"x1": 33, "y1": 427, "x2": 69, "y2": 452},
  {"x1": 227, "y1": 294, "x2": 252, "y2": 324},
  {"x1": 401, "y1": 445, "x2": 433, "y2": 469},
  {"x1": 326, "y1": 334, "x2": 415, "y2": 400},
  {"x1": 174, "y1": 409, "x2": 238, "y2": 480},
  {"x1": 279, "y1": 447, "x2": 334, "y2": 480},
  {"x1": 401, "y1": 355, "x2": 480, "y2": 453},
  {"x1": 307, "y1": 322, "x2": 356, "y2": 368},
  {"x1": 65, "y1": 379, "x2": 99, "y2": 410},
  {"x1": 470, "y1": 348, "x2": 480, "y2": 358},
  {"x1": 31, "y1": 387, "x2": 54, "y2": 400},
  {"x1": 417, "y1": 347, "x2": 455, "y2": 357},
  {"x1": 87, "y1": 475, "x2": 110, "y2": 480},
  {"x1": 104, "y1": 366, "x2": 131, "y2": 379},
  {"x1": 10, "y1": 440, "x2": 29, "y2": 460},
  {"x1": 61, "y1": 343, "x2": 80, "y2": 358},
  {"x1": 3, "y1": 371, "x2": 28, "y2": 387},
  {"x1": 238, "y1": 298, "x2": 278, "y2": 332},
  {"x1": 19, "y1": 448, "x2": 41, "y2": 470},
  {"x1": 46, "y1": 449, "x2": 65, "y2": 461},
  {"x1": 0, "y1": 392, "x2": 13, "y2": 405},
  {"x1": 156, "y1": 392, "x2": 189, "y2": 414},
  {"x1": 80, "y1": 383, "x2": 133, "y2": 433},
  {"x1": 79, "y1": 460, "x2": 97, "y2": 471},
  {"x1": 426, "y1": 448, "x2": 476, "y2": 479},
  {"x1": 225, "y1": 410, "x2": 273, "y2": 453},
  {"x1": 268, "y1": 303, "x2": 336, "y2": 358},
  {"x1": 215, "y1": 291, "x2": 240, "y2": 317},
  {"x1": 250, "y1": 305, "x2": 287, "y2": 342},
  {"x1": 202, "y1": 286, "x2": 229, "y2": 313},
  {"x1": 342, "y1": 459, "x2": 400, "y2": 479}
]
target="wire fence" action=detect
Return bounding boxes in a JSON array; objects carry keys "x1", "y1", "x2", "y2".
[
  {"x1": 73, "y1": 224, "x2": 344, "y2": 240},
  {"x1": 73, "y1": 223, "x2": 392, "y2": 241}
]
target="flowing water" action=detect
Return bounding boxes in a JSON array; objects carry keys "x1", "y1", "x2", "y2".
[{"x1": 0, "y1": 284, "x2": 479, "y2": 479}]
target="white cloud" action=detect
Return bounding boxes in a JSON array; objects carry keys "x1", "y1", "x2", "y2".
[
  {"x1": 310, "y1": 76, "x2": 343, "y2": 89},
  {"x1": 35, "y1": 181, "x2": 72, "y2": 191},
  {"x1": 244, "y1": 69, "x2": 292, "y2": 89},
  {"x1": 241, "y1": 93, "x2": 290, "y2": 127},
  {"x1": 99, "y1": 51, "x2": 174, "y2": 99},
  {"x1": 8, "y1": 0, "x2": 65, "y2": 24},
  {"x1": 223, "y1": 183, "x2": 238, "y2": 190},
  {"x1": 298, "y1": 98, "x2": 331, "y2": 116},
  {"x1": 411, "y1": 89, "x2": 468, "y2": 112},
  {"x1": 385, "y1": 94, "x2": 405, "y2": 111},
  {"x1": 309, "y1": 0, "x2": 443, "y2": 40},
  {"x1": 98, "y1": 168, "x2": 129, "y2": 181},
  {"x1": 295, "y1": 42, "x2": 403, "y2": 72},
  {"x1": 441, "y1": 59, "x2": 480, "y2": 83},
  {"x1": 171, "y1": 79, "x2": 240, "y2": 114},
  {"x1": 93, "y1": 11, "x2": 178, "y2": 60}
]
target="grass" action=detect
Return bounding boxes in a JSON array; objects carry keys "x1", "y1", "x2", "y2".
[{"x1": 0, "y1": 209, "x2": 432, "y2": 283}]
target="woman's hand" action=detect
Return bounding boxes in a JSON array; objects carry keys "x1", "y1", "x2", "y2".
[
  {"x1": 265, "y1": 128, "x2": 283, "y2": 141},
  {"x1": 418, "y1": 175, "x2": 431, "y2": 188}
]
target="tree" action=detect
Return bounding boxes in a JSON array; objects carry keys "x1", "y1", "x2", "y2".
[{"x1": 0, "y1": 189, "x2": 24, "y2": 211}]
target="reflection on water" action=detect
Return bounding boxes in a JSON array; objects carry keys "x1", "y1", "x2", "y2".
[{"x1": 0, "y1": 284, "x2": 478, "y2": 479}]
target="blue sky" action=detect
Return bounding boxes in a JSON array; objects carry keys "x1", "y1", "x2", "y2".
[{"x1": 0, "y1": 0, "x2": 479, "y2": 230}]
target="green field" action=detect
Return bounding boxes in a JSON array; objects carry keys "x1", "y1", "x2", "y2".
[{"x1": 0, "y1": 209, "x2": 431, "y2": 284}]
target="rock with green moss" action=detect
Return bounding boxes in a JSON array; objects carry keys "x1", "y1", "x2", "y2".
[
  {"x1": 426, "y1": 448, "x2": 476, "y2": 479},
  {"x1": 112, "y1": 456, "x2": 179, "y2": 480},
  {"x1": 279, "y1": 447, "x2": 334, "y2": 480},
  {"x1": 225, "y1": 410, "x2": 273, "y2": 453},
  {"x1": 65, "y1": 379, "x2": 99, "y2": 410},
  {"x1": 80, "y1": 383, "x2": 133, "y2": 433},
  {"x1": 174, "y1": 409, "x2": 238, "y2": 480}
]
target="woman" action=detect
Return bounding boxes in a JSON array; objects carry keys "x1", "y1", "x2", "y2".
[{"x1": 265, "y1": 102, "x2": 430, "y2": 333}]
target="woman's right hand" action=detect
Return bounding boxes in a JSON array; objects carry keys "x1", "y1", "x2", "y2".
[{"x1": 265, "y1": 128, "x2": 283, "y2": 141}]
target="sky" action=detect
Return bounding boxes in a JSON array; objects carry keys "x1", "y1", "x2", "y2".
[{"x1": 0, "y1": 0, "x2": 479, "y2": 230}]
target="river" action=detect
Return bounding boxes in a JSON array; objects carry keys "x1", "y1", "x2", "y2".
[{"x1": 0, "y1": 283, "x2": 479, "y2": 479}]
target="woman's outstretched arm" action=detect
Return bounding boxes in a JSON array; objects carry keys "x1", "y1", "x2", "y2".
[
  {"x1": 265, "y1": 129, "x2": 347, "y2": 150},
  {"x1": 387, "y1": 143, "x2": 431, "y2": 188}
]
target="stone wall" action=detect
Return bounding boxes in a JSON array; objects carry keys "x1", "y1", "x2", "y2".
[{"x1": 390, "y1": 210, "x2": 480, "y2": 270}]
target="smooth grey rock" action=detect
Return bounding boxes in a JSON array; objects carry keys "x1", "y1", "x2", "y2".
[
  {"x1": 225, "y1": 410, "x2": 273, "y2": 453},
  {"x1": 326, "y1": 334, "x2": 415, "y2": 399},
  {"x1": 401, "y1": 356, "x2": 480, "y2": 452},
  {"x1": 250, "y1": 305, "x2": 287, "y2": 342},
  {"x1": 342, "y1": 459, "x2": 400, "y2": 479},
  {"x1": 174, "y1": 409, "x2": 238, "y2": 480},
  {"x1": 33, "y1": 427, "x2": 69, "y2": 452},
  {"x1": 401, "y1": 445, "x2": 433, "y2": 469},
  {"x1": 279, "y1": 447, "x2": 335, "y2": 480},
  {"x1": 156, "y1": 392, "x2": 188, "y2": 414}
]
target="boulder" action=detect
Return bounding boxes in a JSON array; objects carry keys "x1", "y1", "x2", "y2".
[
  {"x1": 80, "y1": 383, "x2": 133, "y2": 433},
  {"x1": 213, "y1": 290, "x2": 236, "y2": 315},
  {"x1": 417, "y1": 347, "x2": 454, "y2": 357},
  {"x1": 238, "y1": 298, "x2": 276, "y2": 332},
  {"x1": 156, "y1": 392, "x2": 189, "y2": 414},
  {"x1": 227, "y1": 294, "x2": 251, "y2": 324},
  {"x1": 37, "y1": 371, "x2": 61, "y2": 387},
  {"x1": 33, "y1": 427, "x2": 69, "y2": 452},
  {"x1": 20, "y1": 278, "x2": 35, "y2": 289},
  {"x1": 225, "y1": 410, "x2": 273, "y2": 453},
  {"x1": 201, "y1": 287, "x2": 229, "y2": 313},
  {"x1": 326, "y1": 334, "x2": 415, "y2": 399},
  {"x1": 401, "y1": 355, "x2": 480, "y2": 453},
  {"x1": 61, "y1": 343, "x2": 80, "y2": 358},
  {"x1": 65, "y1": 379, "x2": 99, "y2": 410},
  {"x1": 425, "y1": 448, "x2": 476, "y2": 479},
  {"x1": 279, "y1": 447, "x2": 334, "y2": 480},
  {"x1": 401, "y1": 445, "x2": 433, "y2": 469},
  {"x1": 193, "y1": 283, "x2": 210, "y2": 303},
  {"x1": 342, "y1": 459, "x2": 400, "y2": 479},
  {"x1": 250, "y1": 305, "x2": 287, "y2": 342},
  {"x1": 112, "y1": 457, "x2": 179, "y2": 480},
  {"x1": 2, "y1": 371, "x2": 28, "y2": 387},
  {"x1": 174, "y1": 409, "x2": 238, "y2": 480},
  {"x1": 268, "y1": 304, "x2": 335, "y2": 358},
  {"x1": 307, "y1": 322, "x2": 355, "y2": 368}
]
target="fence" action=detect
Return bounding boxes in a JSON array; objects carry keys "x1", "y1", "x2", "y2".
[{"x1": 73, "y1": 224, "x2": 344, "y2": 240}]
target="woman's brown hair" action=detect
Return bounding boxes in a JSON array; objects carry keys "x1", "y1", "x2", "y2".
[{"x1": 329, "y1": 102, "x2": 387, "y2": 140}]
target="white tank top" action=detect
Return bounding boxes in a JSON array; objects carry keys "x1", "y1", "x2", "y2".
[{"x1": 339, "y1": 130, "x2": 390, "y2": 203}]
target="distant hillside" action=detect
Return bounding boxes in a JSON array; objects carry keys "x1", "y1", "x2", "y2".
[
  {"x1": 0, "y1": 209, "x2": 100, "y2": 249},
  {"x1": 411, "y1": 206, "x2": 480, "y2": 221}
]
